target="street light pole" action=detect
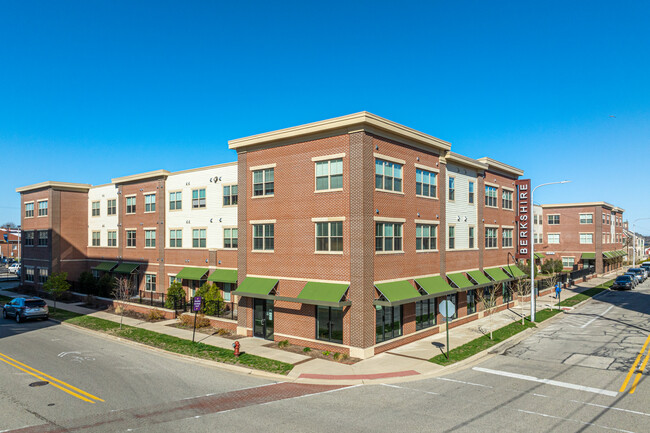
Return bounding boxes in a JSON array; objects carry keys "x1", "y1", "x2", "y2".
[
  {"x1": 530, "y1": 180, "x2": 571, "y2": 322},
  {"x1": 632, "y1": 218, "x2": 650, "y2": 266}
]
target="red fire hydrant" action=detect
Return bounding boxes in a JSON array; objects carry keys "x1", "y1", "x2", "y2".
[{"x1": 233, "y1": 341, "x2": 240, "y2": 357}]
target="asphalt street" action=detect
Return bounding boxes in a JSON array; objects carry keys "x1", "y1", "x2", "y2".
[{"x1": 2, "y1": 277, "x2": 650, "y2": 432}]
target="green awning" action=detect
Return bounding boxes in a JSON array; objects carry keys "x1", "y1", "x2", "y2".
[
  {"x1": 485, "y1": 267, "x2": 511, "y2": 282},
  {"x1": 581, "y1": 252, "x2": 595, "y2": 260},
  {"x1": 93, "y1": 262, "x2": 117, "y2": 272},
  {"x1": 503, "y1": 265, "x2": 526, "y2": 278},
  {"x1": 113, "y1": 263, "x2": 140, "y2": 274},
  {"x1": 534, "y1": 253, "x2": 546, "y2": 259},
  {"x1": 207, "y1": 269, "x2": 238, "y2": 284},
  {"x1": 603, "y1": 252, "x2": 614, "y2": 259},
  {"x1": 297, "y1": 282, "x2": 349, "y2": 305},
  {"x1": 415, "y1": 276, "x2": 455, "y2": 297},
  {"x1": 375, "y1": 280, "x2": 420, "y2": 303},
  {"x1": 175, "y1": 267, "x2": 209, "y2": 280},
  {"x1": 619, "y1": 250, "x2": 628, "y2": 256},
  {"x1": 235, "y1": 277, "x2": 278, "y2": 297},
  {"x1": 447, "y1": 273, "x2": 474, "y2": 289},
  {"x1": 467, "y1": 270, "x2": 491, "y2": 285}
]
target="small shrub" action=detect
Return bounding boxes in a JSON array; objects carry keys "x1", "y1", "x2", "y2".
[
  {"x1": 96, "y1": 274, "x2": 115, "y2": 297},
  {"x1": 322, "y1": 350, "x2": 330, "y2": 356},
  {"x1": 145, "y1": 309, "x2": 165, "y2": 322},
  {"x1": 342, "y1": 354, "x2": 349, "y2": 360},
  {"x1": 216, "y1": 328, "x2": 230, "y2": 336},
  {"x1": 79, "y1": 271, "x2": 97, "y2": 294},
  {"x1": 278, "y1": 340, "x2": 289, "y2": 348},
  {"x1": 179, "y1": 313, "x2": 210, "y2": 328},
  {"x1": 332, "y1": 352, "x2": 342, "y2": 361},
  {"x1": 195, "y1": 282, "x2": 225, "y2": 316},
  {"x1": 165, "y1": 282, "x2": 186, "y2": 309},
  {"x1": 302, "y1": 347, "x2": 311, "y2": 353}
]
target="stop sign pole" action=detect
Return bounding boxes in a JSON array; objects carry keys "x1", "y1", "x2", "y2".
[{"x1": 439, "y1": 299, "x2": 455, "y2": 360}]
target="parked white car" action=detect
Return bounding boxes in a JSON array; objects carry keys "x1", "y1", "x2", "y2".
[{"x1": 8, "y1": 263, "x2": 20, "y2": 274}]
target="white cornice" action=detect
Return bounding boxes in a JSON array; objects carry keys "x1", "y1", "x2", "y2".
[
  {"x1": 111, "y1": 169, "x2": 170, "y2": 184},
  {"x1": 16, "y1": 181, "x2": 91, "y2": 193},
  {"x1": 476, "y1": 157, "x2": 524, "y2": 177}
]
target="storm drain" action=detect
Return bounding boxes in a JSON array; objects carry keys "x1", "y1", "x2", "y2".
[{"x1": 29, "y1": 381, "x2": 49, "y2": 387}]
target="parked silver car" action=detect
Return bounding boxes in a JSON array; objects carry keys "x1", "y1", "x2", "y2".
[{"x1": 2, "y1": 297, "x2": 49, "y2": 322}]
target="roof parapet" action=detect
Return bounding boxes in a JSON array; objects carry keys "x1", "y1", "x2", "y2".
[
  {"x1": 16, "y1": 181, "x2": 91, "y2": 193},
  {"x1": 111, "y1": 169, "x2": 170, "y2": 185},
  {"x1": 476, "y1": 157, "x2": 524, "y2": 177},
  {"x1": 444, "y1": 152, "x2": 489, "y2": 171}
]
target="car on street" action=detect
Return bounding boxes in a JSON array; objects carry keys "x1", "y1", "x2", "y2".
[
  {"x1": 7, "y1": 263, "x2": 20, "y2": 274},
  {"x1": 624, "y1": 272, "x2": 639, "y2": 287},
  {"x1": 2, "y1": 297, "x2": 49, "y2": 322},
  {"x1": 612, "y1": 275, "x2": 635, "y2": 290},
  {"x1": 628, "y1": 268, "x2": 647, "y2": 282}
]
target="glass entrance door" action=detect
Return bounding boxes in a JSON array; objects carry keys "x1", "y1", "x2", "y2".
[
  {"x1": 316, "y1": 306, "x2": 343, "y2": 344},
  {"x1": 253, "y1": 299, "x2": 274, "y2": 340}
]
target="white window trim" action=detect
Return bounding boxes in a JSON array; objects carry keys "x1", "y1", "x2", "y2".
[
  {"x1": 168, "y1": 228, "x2": 183, "y2": 249},
  {"x1": 485, "y1": 226, "x2": 499, "y2": 250},
  {"x1": 414, "y1": 219, "x2": 438, "y2": 225},
  {"x1": 107, "y1": 230, "x2": 118, "y2": 248},
  {"x1": 373, "y1": 216, "x2": 406, "y2": 223},
  {"x1": 37, "y1": 199, "x2": 49, "y2": 217},
  {"x1": 502, "y1": 227, "x2": 514, "y2": 249},
  {"x1": 447, "y1": 223, "x2": 456, "y2": 250},
  {"x1": 484, "y1": 181, "x2": 499, "y2": 188},
  {"x1": 90, "y1": 230, "x2": 101, "y2": 247},
  {"x1": 125, "y1": 228, "x2": 137, "y2": 248},
  {"x1": 414, "y1": 162, "x2": 439, "y2": 173},
  {"x1": 579, "y1": 232, "x2": 594, "y2": 244},
  {"x1": 144, "y1": 229, "x2": 157, "y2": 249},
  {"x1": 249, "y1": 163, "x2": 277, "y2": 171},
  {"x1": 373, "y1": 152, "x2": 405, "y2": 165},
  {"x1": 312, "y1": 153, "x2": 346, "y2": 162},
  {"x1": 579, "y1": 213, "x2": 594, "y2": 224},
  {"x1": 314, "y1": 158, "x2": 344, "y2": 193},
  {"x1": 250, "y1": 219, "x2": 277, "y2": 224},
  {"x1": 191, "y1": 188, "x2": 207, "y2": 209},
  {"x1": 144, "y1": 273, "x2": 157, "y2": 292},
  {"x1": 447, "y1": 176, "x2": 456, "y2": 202},
  {"x1": 311, "y1": 217, "x2": 346, "y2": 222},
  {"x1": 223, "y1": 226, "x2": 238, "y2": 250},
  {"x1": 143, "y1": 193, "x2": 157, "y2": 214},
  {"x1": 222, "y1": 183, "x2": 238, "y2": 208},
  {"x1": 314, "y1": 220, "x2": 344, "y2": 255},
  {"x1": 191, "y1": 227, "x2": 208, "y2": 249},
  {"x1": 125, "y1": 195, "x2": 137, "y2": 214},
  {"x1": 24, "y1": 201, "x2": 35, "y2": 219},
  {"x1": 415, "y1": 222, "x2": 438, "y2": 253},
  {"x1": 547, "y1": 214, "x2": 561, "y2": 224},
  {"x1": 168, "y1": 190, "x2": 183, "y2": 212},
  {"x1": 484, "y1": 185, "x2": 499, "y2": 209}
]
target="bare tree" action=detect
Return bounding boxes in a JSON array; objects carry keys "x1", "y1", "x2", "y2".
[
  {"x1": 112, "y1": 276, "x2": 132, "y2": 329},
  {"x1": 511, "y1": 278, "x2": 531, "y2": 325},
  {"x1": 477, "y1": 284, "x2": 500, "y2": 340}
]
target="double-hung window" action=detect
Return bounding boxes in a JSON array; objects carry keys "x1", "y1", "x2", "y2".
[
  {"x1": 126, "y1": 230, "x2": 136, "y2": 247},
  {"x1": 107, "y1": 199, "x2": 117, "y2": 215},
  {"x1": 547, "y1": 233, "x2": 560, "y2": 244},
  {"x1": 126, "y1": 196, "x2": 136, "y2": 214},
  {"x1": 502, "y1": 190, "x2": 513, "y2": 210},
  {"x1": 580, "y1": 233, "x2": 593, "y2": 244},
  {"x1": 469, "y1": 226, "x2": 475, "y2": 249},
  {"x1": 375, "y1": 159, "x2": 402, "y2": 192},
  {"x1": 562, "y1": 257, "x2": 575, "y2": 268},
  {"x1": 38, "y1": 231, "x2": 48, "y2": 246},
  {"x1": 38, "y1": 201, "x2": 48, "y2": 216},
  {"x1": 39, "y1": 268, "x2": 48, "y2": 284},
  {"x1": 169, "y1": 191, "x2": 182, "y2": 210},
  {"x1": 223, "y1": 185, "x2": 238, "y2": 206},
  {"x1": 448, "y1": 178, "x2": 455, "y2": 201},
  {"x1": 468, "y1": 181, "x2": 475, "y2": 204},
  {"x1": 416, "y1": 224, "x2": 437, "y2": 251},
  {"x1": 145, "y1": 194, "x2": 156, "y2": 212},
  {"x1": 91, "y1": 231, "x2": 100, "y2": 246},
  {"x1": 485, "y1": 186, "x2": 498, "y2": 207},
  {"x1": 25, "y1": 267, "x2": 34, "y2": 282},
  {"x1": 169, "y1": 229, "x2": 182, "y2": 248},
  {"x1": 485, "y1": 227, "x2": 498, "y2": 248},
  {"x1": 548, "y1": 215, "x2": 560, "y2": 225},
  {"x1": 253, "y1": 169, "x2": 274, "y2": 196},
  {"x1": 375, "y1": 222, "x2": 402, "y2": 252},
  {"x1": 579, "y1": 214, "x2": 593, "y2": 224},
  {"x1": 145, "y1": 274, "x2": 156, "y2": 292},
  {"x1": 448, "y1": 225, "x2": 455, "y2": 250},
  {"x1": 224, "y1": 228, "x2": 238, "y2": 249},
  {"x1": 91, "y1": 201, "x2": 100, "y2": 217},
  {"x1": 315, "y1": 159, "x2": 343, "y2": 191},
  {"x1": 25, "y1": 202, "x2": 34, "y2": 218},
  {"x1": 253, "y1": 224, "x2": 274, "y2": 251},
  {"x1": 192, "y1": 229, "x2": 207, "y2": 248},
  {"x1": 502, "y1": 228, "x2": 513, "y2": 248},
  {"x1": 25, "y1": 231, "x2": 34, "y2": 246},
  {"x1": 315, "y1": 221, "x2": 343, "y2": 252},
  {"x1": 107, "y1": 231, "x2": 117, "y2": 247},
  {"x1": 192, "y1": 189, "x2": 206, "y2": 208},
  {"x1": 416, "y1": 169, "x2": 436, "y2": 198},
  {"x1": 145, "y1": 230, "x2": 156, "y2": 248}
]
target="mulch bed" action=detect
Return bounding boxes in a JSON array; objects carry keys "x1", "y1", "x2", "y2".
[{"x1": 263, "y1": 342, "x2": 360, "y2": 364}]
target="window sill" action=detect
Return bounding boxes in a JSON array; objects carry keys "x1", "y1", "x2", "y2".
[
  {"x1": 485, "y1": 205, "x2": 499, "y2": 209},
  {"x1": 314, "y1": 188, "x2": 343, "y2": 194},
  {"x1": 144, "y1": 211, "x2": 156, "y2": 214},
  {"x1": 447, "y1": 248, "x2": 479, "y2": 252},
  {"x1": 375, "y1": 189, "x2": 404, "y2": 196},
  {"x1": 416, "y1": 250, "x2": 439, "y2": 253},
  {"x1": 220, "y1": 247, "x2": 238, "y2": 251},
  {"x1": 144, "y1": 246, "x2": 156, "y2": 249},
  {"x1": 222, "y1": 205, "x2": 238, "y2": 208},
  {"x1": 375, "y1": 251, "x2": 405, "y2": 255},
  {"x1": 251, "y1": 195, "x2": 274, "y2": 199},
  {"x1": 37, "y1": 215, "x2": 48, "y2": 218},
  {"x1": 126, "y1": 246, "x2": 136, "y2": 249},
  {"x1": 191, "y1": 207, "x2": 207, "y2": 210},
  {"x1": 169, "y1": 209, "x2": 183, "y2": 212},
  {"x1": 251, "y1": 250, "x2": 274, "y2": 253},
  {"x1": 415, "y1": 195, "x2": 438, "y2": 201},
  {"x1": 314, "y1": 251, "x2": 344, "y2": 255},
  {"x1": 485, "y1": 247, "x2": 499, "y2": 250},
  {"x1": 125, "y1": 212, "x2": 136, "y2": 215},
  {"x1": 503, "y1": 208, "x2": 514, "y2": 212},
  {"x1": 502, "y1": 246, "x2": 514, "y2": 249}
]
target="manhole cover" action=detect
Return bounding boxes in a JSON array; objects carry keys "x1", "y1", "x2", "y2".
[{"x1": 29, "y1": 381, "x2": 49, "y2": 387}]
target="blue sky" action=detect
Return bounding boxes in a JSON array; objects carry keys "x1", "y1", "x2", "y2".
[{"x1": 1, "y1": 1, "x2": 648, "y2": 234}]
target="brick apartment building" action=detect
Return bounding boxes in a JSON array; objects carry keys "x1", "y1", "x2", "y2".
[
  {"x1": 228, "y1": 112, "x2": 526, "y2": 358},
  {"x1": 535, "y1": 202, "x2": 626, "y2": 274},
  {"x1": 17, "y1": 164, "x2": 239, "y2": 302},
  {"x1": 0, "y1": 228, "x2": 21, "y2": 260}
]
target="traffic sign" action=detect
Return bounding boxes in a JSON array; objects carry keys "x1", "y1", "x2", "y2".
[
  {"x1": 439, "y1": 300, "x2": 455, "y2": 318},
  {"x1": 193, "y1": 296, "x2": 202, "y2": 312}
]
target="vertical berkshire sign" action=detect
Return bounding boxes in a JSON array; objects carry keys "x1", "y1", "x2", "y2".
[{"x1": 516, "y1": 179, "x2": 531, "y2": 260}]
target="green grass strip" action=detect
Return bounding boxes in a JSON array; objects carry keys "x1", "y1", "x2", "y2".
[
  {"x1": 63, "y1": 315, "x2": 294, "y2": 375},
  {"x1": 430, "y1": 310, "x2": 562, "y2": 366},
  {"x1": 558, "y1": 280, "x2": 613, "y2": 308}
]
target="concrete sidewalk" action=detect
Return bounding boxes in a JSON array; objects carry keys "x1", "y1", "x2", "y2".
[{"x1": 0, "y1": 271, "x2": 621, "y2": 384}]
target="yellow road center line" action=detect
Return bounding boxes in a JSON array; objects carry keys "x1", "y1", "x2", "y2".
[
  {"x1": 0, "y1": 352, "x2": 103, "y2": 402},
  {"x1": 619, "y1": 332, "x2": 650, "y2": 392},
  {"x1": 0, "y1": 356, "x2": 95, "y2": 403},
  {"x1": 629, "y1": 347, "x2": 650, "y2": 394}
]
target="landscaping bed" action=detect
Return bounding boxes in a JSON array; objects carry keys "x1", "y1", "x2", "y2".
[{"x1": 264, "y1": 340, "x2": 361, "y2": 364}]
